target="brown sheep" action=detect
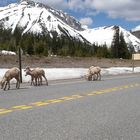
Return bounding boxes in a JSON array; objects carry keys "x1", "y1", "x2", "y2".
[
  {"x1": 24, "y1": 67, "x2": 48, "y2": 86},
  {"x1": 86, "y1": 66, "x2": 101, "y2": 81},
  {"x1": 0, "y1": 67, "x2": 20, "y2": 90}
]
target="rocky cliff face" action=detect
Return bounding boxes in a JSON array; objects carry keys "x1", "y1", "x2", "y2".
[{"x1": 0, "y1": 0, "x2": 85, "y2": 41}]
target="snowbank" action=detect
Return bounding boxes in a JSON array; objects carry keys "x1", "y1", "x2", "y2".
[
  {"x1": 0, "y1": 50, "x2": 16, "y2": 55},
  {"x1": 0, "y1": 67, "x2": 139, "y2": 83}
]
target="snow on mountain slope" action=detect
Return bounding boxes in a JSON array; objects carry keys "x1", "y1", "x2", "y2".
[
  {"x1": 80, "y1": 25, "x2": 140, "y2": 51},
  {"x1": 80, "y1": 26, "x2": 114, "y2": 46},
  {"x1": 0, "y1": 0, "x2": 140, "y2": 52},
  {"x1": 0, "y1": 0, "x2": 85, "y2": 41}
]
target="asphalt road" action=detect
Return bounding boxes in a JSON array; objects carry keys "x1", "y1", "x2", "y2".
[{"x1": 0, "y1": 74, "x2": 140, "y2": 140}]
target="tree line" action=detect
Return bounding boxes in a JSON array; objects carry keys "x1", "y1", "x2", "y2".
[{"x1": 0, "y1": 26, "x2": 134, "y2": 59}]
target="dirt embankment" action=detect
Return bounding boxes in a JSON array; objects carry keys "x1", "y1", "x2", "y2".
[{"x1": 0, "y1": 55, "x2": 139, "y2": 68}]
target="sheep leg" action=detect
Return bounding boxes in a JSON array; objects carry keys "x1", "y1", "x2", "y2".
[
  {"x1": 17, "y1": 81, "x2": 20, "y2": 89},
  {"x1": 18, "y1": 79, "x2": 20, "y2": 88},
  {"x1": 94, "y1": 74, "x2": 98, "y2": 80},
  {"x1": 92, "y1": 74, "x2": 96, "y2": 81},
  {"x1": 16, "y1": 80, "x2": 18, "y2": 88},
  {"x1": 98, "y1": 73, "x2": 101, "y2": 80},
  {"x1": 37, "y1": 77, "x2": 39, "y2": 86},
  {"x1": 31, "y1": 77, "x2": 34, "y2": 86},
  {"x1": 4, "y1": 81, "x2": 8, "y2": 90},
  {"x1": 34, "y1": 77, "x2": 37, "y2": 86},
  {"x1": 92, "y1": 74, "x2": 94, "y2": 81},
  {"x1": 43, "y1": 75, "x2": 48, "y2": 86},
  {"x1": 38, "y1": 76, "x2": 42, "y2": 85},
  {"x1": 40, "y1": 76, "x2": 43, "y2": 85},
  {"x1": 31, "y1": 77, "x2": 36, "y2": 86},
  {"x1": 36, "y1": 77, "x2": 40, "y2": 86},
  {"x1": 8, "y1": 81, "x2": 10, "y2": 90},
  {"x1": 16, "y1": 80, "x2": 20, "y2": 89},
  {"x1": 36, "y1": 76, "x2": 40, "y2": 86},
  {"x1": 15, "y1": 77, "x2": 20, "y2": 89}
]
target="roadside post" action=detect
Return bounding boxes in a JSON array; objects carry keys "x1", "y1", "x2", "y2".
[
  {"x1": 18, "y1": 47, "x2": 23, "y2": 83},
  {"x1": 132, "y1": 53, "x2": 140, "y2": 72}
]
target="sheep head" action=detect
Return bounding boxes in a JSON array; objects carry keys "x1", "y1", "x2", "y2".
[
  {"x1": 85, "y1": 73, "x2": 92, "y2": 81},
  {"x1": 24, "y1": 66, "x2": 32, "y2": 76},
  {"x1": 24, "y1": 69, "x2": 32, "y2": 76}
]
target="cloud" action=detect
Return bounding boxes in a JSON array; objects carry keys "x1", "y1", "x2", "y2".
[
  {"x1": 32, "y1": 0, "x2": 68, "y2": 9},
  {"x1": 31, "y1": 0, "x2": 140, "y2": 22},
  {"x1": 79, "y1": 17, "x2": 93, "y2": 26},
  {"x1": 91, "y1": 0, "x2": 140, "y2": 21}
]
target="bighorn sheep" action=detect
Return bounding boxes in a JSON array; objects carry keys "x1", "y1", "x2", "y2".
[
  {"x1": 86, "y1": 66, "x2": 101, "y2": 81},
  {"x1": 0, "y1": 67, "x2": 20, "y2": 90},
  {"x1": 24, "y1": 66, "x2": 48, "y2": 86},
  {"x1": 24, "y1": 67, "x2": 41, "y2": 86}
]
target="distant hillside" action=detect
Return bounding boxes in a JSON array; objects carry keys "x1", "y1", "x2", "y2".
[
  {"x1": 80, "y1": 25, "x2": 140, "y2": 52},
  {"x1": 0, "y1": 0, "x2": 86, "y2": 42},
  {"x1": 0, "y1": 0, "x2": 140, "y2": 58}
]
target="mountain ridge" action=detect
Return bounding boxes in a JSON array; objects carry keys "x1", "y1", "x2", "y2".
[
  {"x1": 80, "y1": 25, "x2": 140, "y2": 52},
  {"x1": 0, "y1": 0, "x2": 86, "y2": 42},
  {"x1": 0, "y1": 0, "x2": 140, "y2": 52}
]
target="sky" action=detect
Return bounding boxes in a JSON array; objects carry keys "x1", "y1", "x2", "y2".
[{"x1": 1, "y1": 0, "x2": 140, "y2": 31}]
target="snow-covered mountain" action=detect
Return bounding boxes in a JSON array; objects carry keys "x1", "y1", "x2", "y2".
[
  {"x1": 0, "y1": 0, "x2": 86, "y2": 41},
  {"x1": 0, "y1": 0, "x2": 140, "y2": 52},
  {"x1": 80, "y1": 25, "x2": 140, "y2": 51}
]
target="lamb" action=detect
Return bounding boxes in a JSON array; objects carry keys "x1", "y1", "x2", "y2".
[
  {"x1": 86, "y1": 66, "x2": 101, "y2": 81},
  {"x1": 24, "y1": 66, "x2": 48, "y2": 86},
  {"x1": 0, "y1": 67, "x2": 20, "y2": 90},
  {"x1": 24, "y1": 68, "x2": 40, "y2": 86},
  {"x1": 33, "y1": 67, "x2": 48, "y2": 86}
]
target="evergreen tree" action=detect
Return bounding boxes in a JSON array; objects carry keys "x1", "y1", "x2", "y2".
[
  {"x1": 128, "y1": 42, "x2": 135, "y2": 54},
  {"x1": 118, "y1": 32, "x2": 130, "y2": 59},
  {"x1": 110, "y1": 26, "x2": 119, "y2": 58},
  {"x1": 13, "y1": 27, "x2": 22, "y2": 46},
  {"x1": 110, "y1": 26, "x2": 131, "y2": 59}
]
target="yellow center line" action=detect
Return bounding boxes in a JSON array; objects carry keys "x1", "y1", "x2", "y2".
[
  {"x1": 48, "y1": 99, "x2": 64, "y2": 103},
  {"x1": 31, "y1": 102, "x2": 50, "y2": 106},
  {"x1": 71, "y1": 95, "x2": 83, "y2": 98},
  {"x1": 0, "y1": 83, "x2": 139, "y2": 116},
  {"x1": 12, "y1": 105, "x2": 33, "y2": 110},
  {"x1": 87, "y1": 93, "x2": 96, "y2": 96},
  {"x1": 60, "y1": 97, "x2": 75, "y2": 100},
  {"x1": 0, "y1": 109, "x2": 13, "y2": 115}
]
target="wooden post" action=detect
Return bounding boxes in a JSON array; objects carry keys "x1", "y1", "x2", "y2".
[
  {"x1": 18, "y1": 47, "x2": 22, "y2": 83},
  {"x1": 132, "y1": 59, "x2": 134, "y2": 72},
  {"x1": 132, "y1": 54, "x2": 134, "y2": 72},
  {"x1": 132, "y1": 53, "x2": 140, "y2": 72}
]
